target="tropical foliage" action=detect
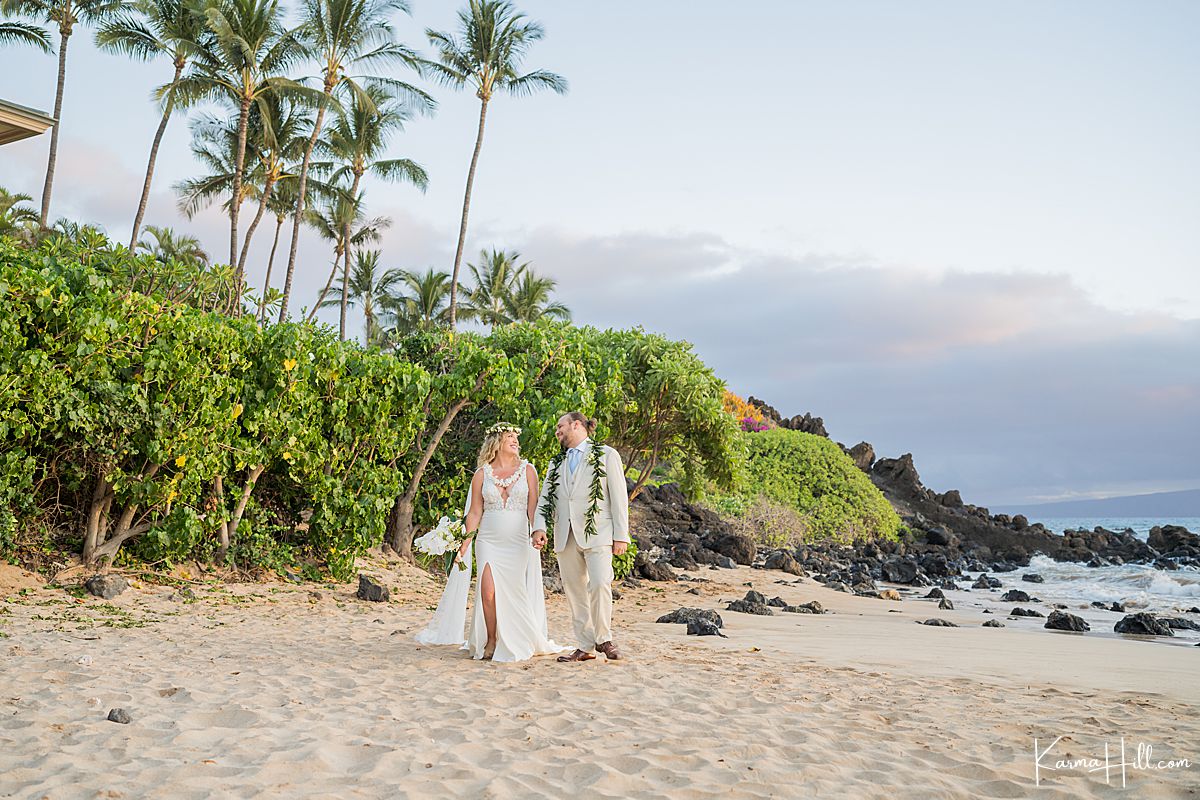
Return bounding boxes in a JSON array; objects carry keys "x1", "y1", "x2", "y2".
[
  {"x1": 420, "y1": 0, "x2": 567, "y2": 328},
  {"x1": 711, "y1": 429, "x2": 902, "y2": 545}
]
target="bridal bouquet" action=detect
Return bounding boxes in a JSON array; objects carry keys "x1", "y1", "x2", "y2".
[{"x1": 414, "y1": 516, "x2": 470, "y2": 575}]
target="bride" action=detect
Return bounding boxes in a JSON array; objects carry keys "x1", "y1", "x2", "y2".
[{"x1": 415, "y1": 422, "x2": 565, "y2": 662}]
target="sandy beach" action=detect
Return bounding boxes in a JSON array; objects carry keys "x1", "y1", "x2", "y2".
[{"x1": 1, "y1": 557, "x2": 1197, "y2": 799}]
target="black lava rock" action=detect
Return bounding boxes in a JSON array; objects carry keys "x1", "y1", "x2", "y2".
[
  {"x1": 1045, "y1": 611, "x2": 1090, "y2": 632},
  {"x1": 84, "y1": 575, "x2": 129, "y2": 600},
  {"x1": 1162, "y1": 617, "x2": 1200, "y2": 632},
  {"x1": 686, "y1": 618, "x2": 727, "y2": 637},
  {"x1": 982, "y1": 620, "x2": 1005, "y2": 628},
  {"x1": 726, "y1": 599, "x2": 774, "y2": 616},
  {"x1": 656, "y1": 607, "x2": 724, "y2": 628},
  {"x1": 356, "y1": 574, "x2": 389, "y2": 603},
  {"x1": 1010, "y1": 608, "x2": 1044, "y2": 618},
  {"x1": 938, "y1": 597, "x2": 954, "y2": 610},
  {"x1": 972, "y1": 574, "x2": 1002, "y2": 589},
  {"x1": 924, "y1": 588, "x2": 945, "y2": 599},
  {"x1": 1001, "y1": 589, "x2": 1032, "y2": 603},
  {"x1": 920, "y1": 618, "x2": 958, "y2": 627},
  {"x1": 1021, "y1": 573, "x2": 1045, "y2": 583},
  {"x1": 1114, "y1": 613, "x2": 1174, "y2": 637}
]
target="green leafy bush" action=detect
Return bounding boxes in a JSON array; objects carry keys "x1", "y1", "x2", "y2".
[{"x1": 715, "y1": 428, "x2": 900, "y2": 544}]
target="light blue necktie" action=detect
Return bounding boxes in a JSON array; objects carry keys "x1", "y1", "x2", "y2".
[{"x1": 567, "y1": 447, "x2": 581, "y2": 475}]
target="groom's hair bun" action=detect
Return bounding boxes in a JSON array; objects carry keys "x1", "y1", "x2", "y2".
[{"x1": 564, "y1": 411, "x2": 597, "y2": 435}]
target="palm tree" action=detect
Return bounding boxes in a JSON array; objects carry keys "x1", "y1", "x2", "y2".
[
  {"x1": 233, "y1": 95, "x2": 309, "y2": 299},
  {"x1": 256, "y1": 178, "x2": 296, "y2": 321},
  {"x1": 304, "y1": 189, "x2": 389, "y2": 322},
  {"x1": 313, "y1": 83, "x2": 427, "y2": 339},
  {"x1": 174, "y1": 112, "x2": 246, "y2": 221},
  {"x1": 0, "y1": 19, "x2": 51, "y2": 50},
  {"x1": 461, "y1": 247, "x2": 525, "y2": 326},
  {"x1": 276, "y1": 0, "x2": 431, "y2": 323},
  {"x1": 136, "y1": 224, "x2": 209, "y2": 266},
  {"x1": 420, "y1": 0, "x2": 566, "y2": 330},
  {"x1": 1, "y1": 0, "x2": 125, "y2": 227},
  {"x1": 316, "y1": 249, "x2": 401, "y2": 345},
  {"x1": 0, "y1": 188, "x2": 40, "y2": 242},
  {"x1": 379, "y1": 266, "x2": 451, "y2": 337},
  {"x1": 173, "y1": 0, "x2": 312, "y2": 269},
  {"x1": 95, "y1": 0, "x2": 210, "y2": 249},
  {"x1": 504, "y1": 268, "x2": 568, "y2": 323}
]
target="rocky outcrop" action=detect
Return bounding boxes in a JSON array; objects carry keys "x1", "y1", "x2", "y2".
[
  {"x1": 746, "y1": 397, "x2": 828, "y2": 437},
  {"x1": 630, "y1": 483, "x2": 755, "y2": 578}
]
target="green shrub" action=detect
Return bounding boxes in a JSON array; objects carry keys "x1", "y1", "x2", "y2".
[{"x1": 717, "y1": 428, "x2": 900, "y2": 543}]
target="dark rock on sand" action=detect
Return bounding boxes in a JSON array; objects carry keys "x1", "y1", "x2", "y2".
[
  {"x1": 107, "y1": 708, "x2": 132, "y2": 724},
  {"x1": 687, "y1": 618, "x2": 727, "y2": 637},
  {"x1": 1001, "y1": 589, "x2": 1032, "y2": 603},
  {"x1": 356, "y1": 574, "x2": 389, "y2": 603},
  {"x1": 938, "y1": 597, "x2": 954, "y2": 610},
  {"x1": 767, "y1": 596, "x2": 788, "y2": 608},
  {"x1": 1114, "y1": 613, "x2": 1174, "y2": 636},
  {"x1": 972, "y1": 574, "x2": 1002, "y2": 589},
  {"x1": 982, "y1": 620, "x2": 1005, "y2": 628},
  {"x1": 1010, "y1": 608, "x2": 1044, "y2": 618},
  {"x1": 657, "y1": 607, "x2": 724, "y2": 628},
  {"x1": 637, "y1": 556, "x2": 677, "y2": 582},
  {"x1": 1021, "y1": 573, "x2": 1045, "y2": 583},
  {"x1": 925, "y1": 588, "x2": 945, "y2": 599},
  {"x1": 763, "y1": 550, "x2": 805, "y2": 576},
  {"x1": 1162, "y1": 617, "x2": 1200, "y2": 632},
  {"x1": 1045, "y1": 611, "x2": 1090, "y2": 632},
  {"x1": 920, "y1": 618, "x2": 958, "y2": 627},
  {"x1": 84, "y1": 574, "x2": 129, "y2": 599},
  {"x1": 727, "y1": 599, "x2": 774, "y2": 616}
]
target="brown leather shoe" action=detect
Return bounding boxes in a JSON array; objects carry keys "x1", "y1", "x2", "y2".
[
  {"x1": 596, "y1": 641, "x2": 622, "y2": 660},
  {"x1": 556, "y1": 649, "x2": 596, "y2": 663}
]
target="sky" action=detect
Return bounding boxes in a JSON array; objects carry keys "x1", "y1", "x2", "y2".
[{"x1": 1, "y1": 0, "x2": 1197, "y2": 509}]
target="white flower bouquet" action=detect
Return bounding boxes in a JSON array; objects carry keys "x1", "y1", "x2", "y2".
[{"x1": 413, "y1": 516, "x2": 470, "y2": 575}]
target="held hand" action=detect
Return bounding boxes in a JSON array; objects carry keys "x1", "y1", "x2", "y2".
[
  {"x1": 612, "y1": 540, "x2": 629, "y2": 557},
  {"x1": 531, "y1": 530, "x2": 548, "y2": 551},
  {"x1": 456, "y1": 538, "x2": 471, "y2": 563}
]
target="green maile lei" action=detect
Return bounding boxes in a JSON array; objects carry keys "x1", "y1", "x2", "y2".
[{"x1": 540, "y1": 442, "x2": 606, "y2": 541}]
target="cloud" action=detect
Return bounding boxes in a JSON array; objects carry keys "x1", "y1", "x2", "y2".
[{"x1": 515, "y1": 227, "x2": 1200, "y2": 507}]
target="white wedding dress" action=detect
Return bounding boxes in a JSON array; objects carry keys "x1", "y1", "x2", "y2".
[{"x1": 414, "y1": 461, "x2": 565, "y2": 662}]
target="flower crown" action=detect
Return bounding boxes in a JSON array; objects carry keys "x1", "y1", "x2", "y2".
[{"x1": 485, "y1": 422, "x2": 522, "y2": 437}]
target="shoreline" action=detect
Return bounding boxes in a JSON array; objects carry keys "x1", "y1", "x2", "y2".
[{"x1": 2, "y1": 558, "x2": 1197, "y2": 798}]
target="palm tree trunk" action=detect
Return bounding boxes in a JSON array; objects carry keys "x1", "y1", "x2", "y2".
[
  {"x1": 229, "y1": 95, "x2": 251, "y2": 268},
  {"x1": 258, "y1": 214, "x2": 285, "y2": 322},
  {"x1": 339, "y1": 241, "x2": 351, "y2": 339},
  {"x1": 278, "y1": 86, "x2": 332, "y2": 322},
  {"x1": 235, "y1": 174, "x2": 275, "y2": 312},
  {"x1": 307, "y1": 246, "x2": 342, "y2": 323},
  {"x1": 337, "y1": 172, "x2": 363, "y2": 341},
  {"x1": 129, "y1": 60, "x2": 183, "y2": 250},
  {"x1": 447, "y1": 98, "x2": 489, "y2": 331},
  {"x1": 39, "y1": 26, "x2": 72, "y2": 229}
]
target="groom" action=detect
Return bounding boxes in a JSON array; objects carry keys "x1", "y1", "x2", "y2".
[{"x1": 532, "y1": 412, "x2": 631, "y2": 663}]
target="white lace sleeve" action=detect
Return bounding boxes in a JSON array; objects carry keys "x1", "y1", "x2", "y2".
[{"x1": 413, "y1": 486, "x2": 474, "y2": 647}]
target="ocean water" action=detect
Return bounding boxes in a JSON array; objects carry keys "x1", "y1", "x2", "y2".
[
  {"x1": 945, "y1": 556, "x2": 1200, "y2": 645},
  {"x1": 929, "y1": 518, "x2": 1200, "y2": 645}
]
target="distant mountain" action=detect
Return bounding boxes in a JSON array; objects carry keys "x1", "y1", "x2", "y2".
[{"x1": 997, "y1": 488, "x2": 1200, "y2": 518}]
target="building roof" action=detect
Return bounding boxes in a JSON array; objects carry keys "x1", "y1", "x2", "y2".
[{"x1": 0, "y1": 98, "x2": 55, "y2": 146}]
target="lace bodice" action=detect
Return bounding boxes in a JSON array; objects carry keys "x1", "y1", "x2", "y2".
[{"x1": 481, "y1": 461, "x2": 530, "y2": 513}]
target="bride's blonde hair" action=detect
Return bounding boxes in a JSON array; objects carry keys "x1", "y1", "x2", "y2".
[{"x1": 477, "y1": 422, "x2": 522, "y2": 467}]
